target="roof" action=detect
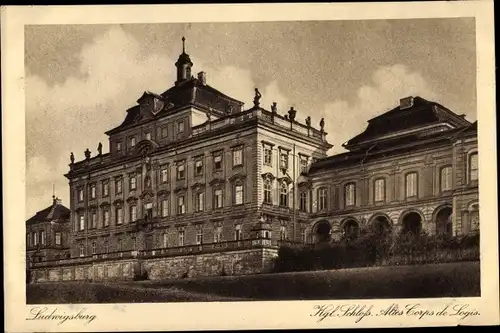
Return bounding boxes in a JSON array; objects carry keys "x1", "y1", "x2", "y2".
[
  {"x1": 26, "y1": 199, "x2": 70, "y2": 225},
  {"x1": 310, "y1": 122, "x2": 478, "y2": 173},
  {"x1": 344, "y1": 96, "x2": 471, "y2": 150},
  {"x1": 106, "y1": 77, "x2": 244, "y2": 135}
]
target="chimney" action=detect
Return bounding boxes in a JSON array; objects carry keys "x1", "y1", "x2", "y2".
[
  {"x1": 197, "y1": 71, "x2": 207, "y2": 85},
  {"x1": 400, "y1": 96, "x2": 414, "y2": 110}
]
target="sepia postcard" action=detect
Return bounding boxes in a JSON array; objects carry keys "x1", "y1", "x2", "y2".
[{"x1": 2, "y1": 1, "x2": 499, "y2": 331}]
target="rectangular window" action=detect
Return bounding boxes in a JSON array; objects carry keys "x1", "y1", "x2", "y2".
[
  {"x1": 129, "y1": 175, "x2": 137, "y2": 190},
  {"x1": 131, "y1": 237, "x2": 136, "y2": 250},
  {"x1": 161, "y1": 199, "x2": 169, "y2": 217},
  {"x1": 115, "y1": 178, "x2": 123, "y2": 194},
  {"x1": 345, "y1": 183, "x2": 356, "y2": 207},
  {"x1": 405, "y1": 172, "x2": 418, "y2": 198},
  {"x1": 90, "y1": 184, "x2": 96, "y2": 199},
  {"x1": 177, "y1": 120, "x2": 185, "y2": 134},
  {"x1": 79, "y1": 243, "x2": 85, "y2": 257},
  {"x1": 79, "y1": 214, "x2": 85, "y2": 231},
  {"x1": 144, "y1": 202, "x2": 153, "y2": 219},
  {"x1": 91, "y1": 210, "x2": 97, "y2": 228},
  {"x1": 196, "y1": 226, "x2": 203, "y2": 245},
  {"x1": 117, "y1": 238, "x2": 123, "y2": 252},
  {"x1": 163, "y1": 232, "x2": 168, "y2": 248},
  {"x1": 116, "y1": 207, "x2": 123, "y2": 225},
  {"x1": 214, "y1": 154, "x2": 223, "y2": 171},
  {"x1": 177, "y1": 196, "x2": 186, "y2": 215},
  {"x1": 178, "y1": 230, "x2": 185, "y2": 246},
  {"x1": 374, "y1": 179, "x2": 385, "y2": 202},
  {"x1": 214, "y1": 226, "x2": 223, "y2": 243},
  {"x1": 469, "y1": 153, "x2": 478, "y2": 182},
  {"x1": 195, "y1": 160, "x2": 203, "y2": 176},
  {"x1": 232, "y1": 147, "x2": 243, "y2": 167},
  {"x1": 234, "y1": 184, "x2": 244, "y2": 205},
  {"x1": 129, "y1": 205, "x2": 137, "y2": 222},
  {"x1": 103, "y1": 208, "x2": 110, "y2": 227},
  {"x1": 214, "y1": 189, "x2": 223, "y2": 209},
  {"x1": 102, "y1": 181, "x2": 109, "y2": 197},
  {"x1": 116, "y1": 142, "x2": 122, "y2": 152},
  {"x1": 78, "y1": 188, "x2": 84, "y2": 202},
  {"x1": 299, "y1": 191, "x2": 308, "y2": 212},
  {"x1": 161, "y1": 126, "x2": 168, "y2": 138},
  {"x1": 234, "y1": 224, "x2": 242, "y2": 241},
  {"x1": 177, "y1": 163, "x2": 186, "y2": 180},
  {"x1": 91, "y1": 241, "x2": 97, "y2": 255},
  {"x1": 301, "y1": 228, "x2": 307, "y2": 243},
  {"x1": 130, "y1": 136, "x2": 136, "y2": 147},
  {"x1": 145, "y1": 132, "x2": 151, "y2": 140},
  {"x1": 280, "y1": 153, "x2": 288, "y2": 170},
  {"x1": 40, "y1": 230, "x2": 46, "y2": 245},
  {"x1": 263, "y1": 179, "x2": 272, "y2": 204},
  {"x1": 300, "y1": 157, "x2": 308, "y2": 174},
  {"x1": 279, "y1": 182, "x2": 288, "y2": 207},
  {"x1": 263, "y1": 145, "x2": 273, "y2": 166},
  {"x1": 104, "y1": 240, "x2": 109, "y2": 253},
  {"x1": 33, "y1": 232, "x2": 38, "y2": 246},
  {"x1": 441, "y1": 166, "x2": 453, "y2": 192},
  {"x1": 318, "y1": 188, "x2": 328, "y2": 211},
  {"x1": 55, "y1": 232, "x2": 62, "y2": 245},
  {"x1": 161, "y1": 167, "x2": 169, "y2": 183},
  {"x1": 280, "y1": 225, "x2": 287, "y2": 241},
  {"x1": 195, "y1": 192, "x2": 204, "y2": 212}
]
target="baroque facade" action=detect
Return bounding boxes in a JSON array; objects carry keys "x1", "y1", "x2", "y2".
[
  {"x1": 307, "y1": 96, "x2": 479, "y2": 243},
  {"x1": 28, "y1": 39, "x2": 479, "y2": 282}
]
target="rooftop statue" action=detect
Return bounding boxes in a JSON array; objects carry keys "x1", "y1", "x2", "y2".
[
  {"x1": 84, "y1": 148, "x2": 91, "y2": 160},
  {"x1": 70, "y1": 152, "x2": 75, "y2": 164},
  {"x1": 253, "y1": 88, "x2": 262, "y2": 107}
]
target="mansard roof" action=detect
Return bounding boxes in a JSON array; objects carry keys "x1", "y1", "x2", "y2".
[
  {"x1": 343, "y1": 96, "x2": 471, "y2": 150},
  {"x1": 26, "y1": 199, "x2": 70, "y2": 225},
  {"x1": 106, "y1": 78, "x2": 244, "y2": 135}
]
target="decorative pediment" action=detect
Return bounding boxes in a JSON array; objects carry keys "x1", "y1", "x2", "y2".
[
  {"x1": 113, "y1": 198, "x2": 124, "y2": 206},
  {"x1": 277, "y1": 175, "x2": 293, "y2": 185},
  {"x1": 75, "y1": 207, "x2": 85, "y2": 213},
  {"x1": 126, "y1": 196, "x2": 138, "y2": 204},
  {"x1": 297, "y1": 180, "x2": 312, "y2": 189},
  {"x1": 173, "y1": 186, "x2": 187, "y2": 194},
  {"x1": 99, "y1": 201, "x2": 110, "y2": 207},
  {"x1": 209, "y1": 178, "x2": 226, "y2": 186},
  {"x1": 140, "y1": 189, "x2": 154, "y2": 200},
  {"x1": 157, "y1": 189, "x2": 170, "y2": 197},
  {"x1": 134, "y1": 139, "x2": 159, "y2": 158},
  {"x1": 229, "y1": 173, "x2": 247, "y2": 182},
  {"x1": 191, "y1": 182, "x2": 206, "y2": 191},
  {"x1": 88, "y1": 203, "x2": 98, "y2": 210},
  {"x1": 261, "y1": 172, "x2": 275, "y2": 181},
  {"x1": 137, "y1": 91, "x2": 165, "y2": 116}
]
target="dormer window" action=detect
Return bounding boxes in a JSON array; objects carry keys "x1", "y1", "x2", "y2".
[
  {"x1": 116, "y1": 142, "x2": 122, "y2": 152},
  {"x1": 145, "y1": 132, "x2": 152, "y2": 140},
  {"x1": 129, "y1": 137, "x2": 136, "y2": 148}
]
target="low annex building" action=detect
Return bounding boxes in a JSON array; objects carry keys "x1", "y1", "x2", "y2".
[{"x1": 28, "y1": 39, "x2": 479, "y2": 283}]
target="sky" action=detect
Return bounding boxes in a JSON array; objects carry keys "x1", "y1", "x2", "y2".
[{"x1": 25, "y1": 19, "x2": 476, "y2": 218}]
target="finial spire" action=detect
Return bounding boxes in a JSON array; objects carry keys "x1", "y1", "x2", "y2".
[{"x1": 182, "y1": 36, "x2": 186, "y2": 53}]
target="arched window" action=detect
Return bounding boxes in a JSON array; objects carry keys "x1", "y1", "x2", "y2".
[
  {"x1": 263, "y1": 178, "x2": 272, "y2": 204},
  {"x1": 469, "y1": 153, "x2": 478, "y2": 182},
  {"x1": 279, "y1": 182, "x2": 288, "y2": 207},
  {"x1": 440, "y1": 166, "x2": 453, "y2": 192},
  {"x1": 344, "y1": 183, "x2": 356, "y2": 207}
]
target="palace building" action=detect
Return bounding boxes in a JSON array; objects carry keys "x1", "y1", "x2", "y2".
[
  {"x1": 28, "y1": 39, "x2": 479, "y2": 282},
  {"x1": 26, "y1": 196, "x2": 71, "y2": 264}
]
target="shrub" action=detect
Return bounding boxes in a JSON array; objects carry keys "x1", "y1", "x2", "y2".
[{"x1": 133, "y1": 269, "x2": 149, "y2": 281}]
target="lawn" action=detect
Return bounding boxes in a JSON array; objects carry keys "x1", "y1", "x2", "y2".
[{"x1": 27, "y1": 261, "x2": 480, "y2": 303}]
